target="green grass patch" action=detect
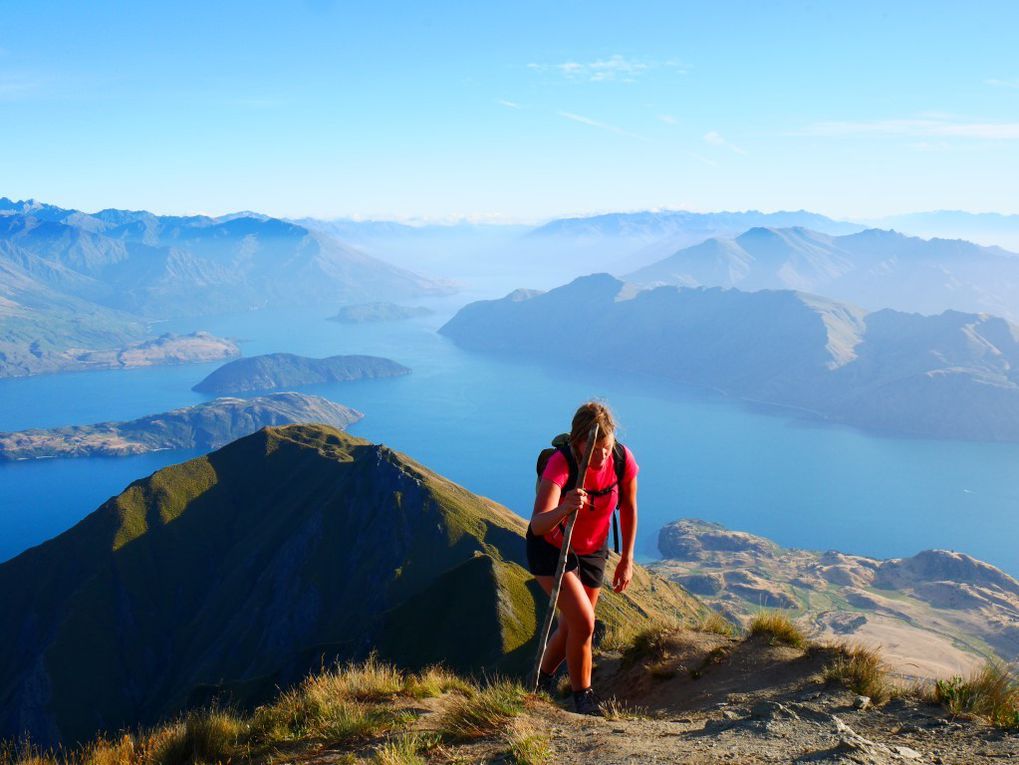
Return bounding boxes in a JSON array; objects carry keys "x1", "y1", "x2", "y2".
[
  {"x1": 933, "y1": 663, "x2": 1019, "y2": 729},
  {"x1": 403, "y1": 666, "x2": 475, "y2": 699},
  {"x1": 746, "y1": 611, "x2": 806, "y2": 650}
]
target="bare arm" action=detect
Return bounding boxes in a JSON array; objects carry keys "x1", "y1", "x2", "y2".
[
  {"x1": 530, "y1": 478, "x2": 586, "y2": 537},
  {"x1": 613, "y1": 476, "x2": 638, "y2": 592}
]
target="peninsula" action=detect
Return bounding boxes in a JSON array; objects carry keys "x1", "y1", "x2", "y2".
[
  {"x1": 0, "y1": 393, "x2": 362, "y2": 459},
  {"x1": 192, "y1": 352, "x2": 410, "y2": 394}
]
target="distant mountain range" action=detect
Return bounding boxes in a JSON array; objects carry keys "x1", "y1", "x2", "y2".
[
  {"x1": 0, "y1": 198, "x2": 450, "y2": 377},
  {"x1": 440, "y1": 274, "x2": 1019, "y2": 442},
  {"x1": 627, "y1": 226, "x2": 1019, "y2": 319},
  {"x1": 0, "y1": 424, "x2": 701, "y2": 745},
  {"x1": 296, "y1": 210, "x2": 865, "y2": 288},
  {"x1": 0, "y1": 198, "x2": 450, "y2": 317},
  {"x1": 526, "y1": 210, "x2": 866, "y2": 274},
  {"x1": 868, "y1": 211, "x2": 1019, "y2": 252},
  {"x1": 530, "y1": 209, "x2": 863, "y2": 241}
]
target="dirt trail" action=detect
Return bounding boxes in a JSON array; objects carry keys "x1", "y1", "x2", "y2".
[{"x1": 288, "y1": 630, "x2": 1018, "y2": 764}]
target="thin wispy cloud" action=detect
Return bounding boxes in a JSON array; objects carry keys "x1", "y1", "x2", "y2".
[
  {"x1": 529, "y1": 55, "x2": 686, "y2": 83},
  {"x1": 0, "y1": 72, "x2": 43, "y2": 100},
  {"x1": 797, "y1": 117, "x2": 1019, "y2": 140},
  {"x1": 658, "y1": 114, "x2": 678, "y2": 125},
  {"x1": 704, "y1": 130, "x2": 747, "y2": 155},
  {"x1": 986, "y1": 78, "x2": 1019, "y2": 89},
  {"x1": 497, "y1": 99, "x2": 523, "y2": 109},
  {"x1": 557, "y1": 110, "x2": 648, "y2": 140}
]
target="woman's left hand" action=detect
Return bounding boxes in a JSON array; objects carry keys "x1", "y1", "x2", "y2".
[{"x1": 612, "y1": 556, "x2": 633, "y2": 593}]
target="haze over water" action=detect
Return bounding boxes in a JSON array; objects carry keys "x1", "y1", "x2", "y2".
[{"x1": 2, "y1": 296, "x2": 1018, "y2": 575}]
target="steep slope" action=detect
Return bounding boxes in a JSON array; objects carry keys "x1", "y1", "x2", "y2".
[
  {"x1": 0, "y1": 424, "x2": 701, "y2": 745},
  {"x1": 439, "y1": 274, "x2": 1019, "y2": 441}
]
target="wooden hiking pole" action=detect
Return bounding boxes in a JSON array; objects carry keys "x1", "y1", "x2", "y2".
[{"x1": 531, "y1": 423, "x2": 600, "y2": 692}]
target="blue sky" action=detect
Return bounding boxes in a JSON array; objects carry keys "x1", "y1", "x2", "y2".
[{"x1": 2, "y1": 1, "x2": 1017, "y2": 221}]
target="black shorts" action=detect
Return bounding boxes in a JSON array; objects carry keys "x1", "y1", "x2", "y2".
[{"x1": 525, "y1": 525, "x2": 608, "y2": 589}]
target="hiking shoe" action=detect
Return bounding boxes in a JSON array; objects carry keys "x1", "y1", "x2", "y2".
[
  {"x1": 573, "y1": 687, "x2": 603, "y2": 716},
  {"x1": 536, "y1": 670, "x2": 558, "y2": 696}
]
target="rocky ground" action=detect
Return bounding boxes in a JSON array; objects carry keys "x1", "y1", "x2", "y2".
[
  {"x1": 279, "y1": 629, "x2": 1017, "y2": 764},
  {"x1": 650, "y1": 520, "x2": 1019, "y2": 679}
]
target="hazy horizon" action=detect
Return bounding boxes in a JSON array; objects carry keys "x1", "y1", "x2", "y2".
[{"x1": 3, "y1": 1, "x2": 1018, "y2": 221}]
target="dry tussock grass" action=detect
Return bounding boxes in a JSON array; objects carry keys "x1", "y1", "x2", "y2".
[
  {"x1": 437, "y1": 680, "x2": 528, "y2": 741},
  {"x1": 822, "y1": 644, "x2": 894, "y2": 704},
  {"x1": 1, "y1": 656, "x2": 492, "y2": 765},
  {"x1": 747, "y1": 611, "x2": 806, "y2": 649}
]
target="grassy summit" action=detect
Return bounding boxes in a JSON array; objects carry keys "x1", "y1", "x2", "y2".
[{"x1": 0, "y1": 424, "x2": 701, "y2": 746}]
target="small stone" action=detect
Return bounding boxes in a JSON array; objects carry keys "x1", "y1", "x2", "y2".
[
  {"x1": 721, "y1": 710, "x2": 741, "y2": 721},
  {"x1": 853, "y1": 694, "x2": 871, "y2": 710},
  {"x1": 751, "y1": 700, "x2": 799, "y2": 720},
  {"x1": 612, "y1": 727, "x2": 626, "y2": 734},
  {"x1": 891, "y1": 745, "x2": 922, "y2": 760}
]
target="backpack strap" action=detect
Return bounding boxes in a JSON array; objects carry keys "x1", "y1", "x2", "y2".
[{"x1": 610, "y1": 443, "x2": 626, "y2": 554}]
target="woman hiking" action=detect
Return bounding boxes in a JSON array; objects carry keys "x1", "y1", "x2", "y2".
[{"x1": 526, "y1": 401, "x2": 639, "y2": 715}]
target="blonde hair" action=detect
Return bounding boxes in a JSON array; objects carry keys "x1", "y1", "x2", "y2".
[{"x1": 569, "y1": 401, "x2": 617, "y2": 448}]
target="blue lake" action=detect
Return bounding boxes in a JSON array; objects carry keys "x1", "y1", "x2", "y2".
[{"x1": 2, "y1": 297, "x2": 1018, "y2": 576}]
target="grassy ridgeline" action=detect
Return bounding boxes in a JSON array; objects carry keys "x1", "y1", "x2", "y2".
[{"x1": 0, "y1": 424, "x2": 703, "y2": 747}]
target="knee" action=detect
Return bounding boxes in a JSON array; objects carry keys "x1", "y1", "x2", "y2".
[{"x1": 568, "y1": 610, "x2": 595, "y2": 641}]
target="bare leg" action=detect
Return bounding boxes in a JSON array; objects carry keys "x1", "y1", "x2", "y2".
[
  {"x1": 540, "y1": 619, "x2": 568, "y2": 675},
  {"x1": 536, "y1": 572, "x2": 596, "y2": 691}
]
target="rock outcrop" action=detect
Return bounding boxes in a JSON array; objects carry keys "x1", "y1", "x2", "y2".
[{"x1": 652, "y1": 519, "x2": 1019, "y2": 677}]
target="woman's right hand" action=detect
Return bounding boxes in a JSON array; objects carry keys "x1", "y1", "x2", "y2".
[{"x1": 560, "y1": 489, "x2": 587, "y2": 516}]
